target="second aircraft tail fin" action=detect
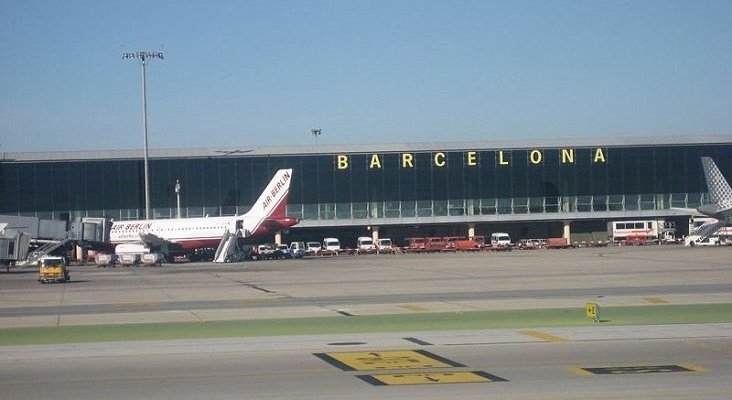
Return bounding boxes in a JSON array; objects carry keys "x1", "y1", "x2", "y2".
[{"x1": 701, "y1": 157, "x2": 732, "y2": 205}]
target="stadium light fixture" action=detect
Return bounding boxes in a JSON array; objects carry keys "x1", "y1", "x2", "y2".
[
  {"x1": 123, "y1": 51, "x2": 164, "y2": 220},
  {"x1": 311, "y1": 128, "x2": 322, "y2": 144}
]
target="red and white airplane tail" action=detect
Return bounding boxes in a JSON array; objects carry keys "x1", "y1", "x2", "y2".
[
  {"x1": 241, "y1": 168, "x2": 299, "y2": 237},
  {"x1": 246, "y1": 169, "x2": 291, "y2": 219}
]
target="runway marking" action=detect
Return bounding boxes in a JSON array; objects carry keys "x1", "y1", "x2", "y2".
[
  {"x1": 314, "y1": 349, "x2": 464, "y2": 371},
  {"x1": 644, "y1": 297, "x2": 669, "y2": 304},
  {"x1": 357, "y1": 371, "x2": 508, "y2": 386},
  {"x1": 111, "y1": 302, "x2": 164, "y2": 308},
  {"x1": 403, "y1": 337, "x2": 433, "y2": 346},
  {"x1": 678, "y1": 363, "x2": 710, "y2": 372},
  {"x1": 569, "y1": 364, "x2": 709, "y2": 376},
  {"x1": 399, "y1": 304, "x2": 429, "y2": 312},
  {"x1": 520, "y1": 330, "x2": 571, "y2": 342}
]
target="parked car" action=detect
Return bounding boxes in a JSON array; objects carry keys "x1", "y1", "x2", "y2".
[
  {"x1": 277, "y1": 244, "x2": 292, "y2": 258},
  {"x1": 255, "y1": 244, "x2": 285, "y2": 260}
]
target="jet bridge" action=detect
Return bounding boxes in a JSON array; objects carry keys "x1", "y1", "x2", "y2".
[
  {"x1": 0, "y1": 223, "x2": 31, "y2": 270},
  {"x1": 0, "y1": 215, "x2": 111, "y2": 266}
]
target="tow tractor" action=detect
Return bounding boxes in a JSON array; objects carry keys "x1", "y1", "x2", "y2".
[{"x1": 38, "y1": 256, "x2": 70, "y2": 284}]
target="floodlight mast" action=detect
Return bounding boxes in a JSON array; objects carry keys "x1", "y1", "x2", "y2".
[
  {"x1": 122, "y1": 51, "x2": 164, "y2": 220},
  {"x1": 311, "y1": 128, "x2": 321, "y2": 144}
]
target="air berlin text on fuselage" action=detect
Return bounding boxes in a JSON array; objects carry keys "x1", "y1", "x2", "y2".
[
  {"x1": 262, "y1": 170, "x2": 291, "y2": 210},
  {"x1": 110, "y1": 222, "x2": 153, "y2": 232},
  {"x1": 335, "y1": 148, "x2": 608, "y2": 170}
]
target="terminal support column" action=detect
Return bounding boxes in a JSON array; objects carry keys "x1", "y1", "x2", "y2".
[
  {"x1": 371, "y1": 226, "x2": 380, "y2": 242},
  {"x1": 562, "y1": 221, "x2": 571, "y2": 244},
  {"x1": 275, "y1": 231, "x2": 282, "y2": 245}
]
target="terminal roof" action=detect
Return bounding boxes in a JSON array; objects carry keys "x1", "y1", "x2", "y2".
[{"x1": 2, "y1": 134, "x2": 732, "y2": 162}]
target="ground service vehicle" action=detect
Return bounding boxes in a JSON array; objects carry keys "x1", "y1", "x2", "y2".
[
  {"x1": 254, "y1": 244, "x2": 286, "y2": 260},
  {"x1": 277, "y1": 244, "x2": 292, "y2": 258},
  {"x1": 356, "y1": 237, "x2": 376, "y2": 254},
  {"x1": 454, "y1": 236, "x2": 484, "y2": 251},
  {"x1": 376, "y1": 238, "x2": 395, "y2": 254},
  {"x1": 517, "y1": 239, "x2": 541, "y2": 249},
  {"x1": 306, "y1": 242, "x2": 321, "y2": 255},
  {"x1": 546, "y1": 237, "x2": 572, "y2": 249},
  {"x1": 686, "y1": 217, "x2": 732, "y2": 246},
  {"x1": 321, "y1": 238, "x2": 341, "y2": 255},
  {"x1": 686, "y1": 236, "x2": 725, "y2": 246},
  {"x1": 490, "y1": 232, "x2": 512, "y2": 247},
  {"x1": 94, "y1": 253, "x2": 116, "y2": 267},
  {"x1": 424, "y1": 237, "x2": 449, "y2": 252},
  {"x1": 38, "y1": 256, "x2": 69, "y2": 283},
  {"x1": 289, "y1": 242, "x2": 306, "y2": 258},
  {"x1": 607, "y1": 219, "x2": 676, "y2": 244},
  {"x1": 404, "y1": 237, "x2": 426, "y2": 253}
]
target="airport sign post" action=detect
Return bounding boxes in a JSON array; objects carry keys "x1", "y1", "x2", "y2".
[{"x1": 586, "y1": 303, "x2": 600, "y2": 323}]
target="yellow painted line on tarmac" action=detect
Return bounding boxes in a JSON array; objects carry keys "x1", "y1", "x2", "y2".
[
  {"x1": 314, "y1": 350, "x2": 464, "y2": 371},
  {"x1": 644, "y1": 297, "x2": 669, "y2": 304},
  {"x1": 399, "y1": 304, "x2": 429, "y2": 312},
  {"x1": 678, "y1": 363, "x2": 710, "y2": 372},
  {"x1": 357, "y1": 371, "x2": 508, "y2": 386},
  {"x1": 520, "y1": 330, "x2": 571, "y2": 343}
]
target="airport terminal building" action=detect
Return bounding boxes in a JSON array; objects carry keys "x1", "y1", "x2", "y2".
[{"x1": 2, "y1": 135, "x2": 731, "y2": 246}]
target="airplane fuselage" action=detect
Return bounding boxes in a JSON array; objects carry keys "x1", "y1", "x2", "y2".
[
  {"x1": 110, "y1": 217, "x2": 230, "y2": 250},
  {"x1": 110, "y1": 215, "x2": 299, "y2": 250}
]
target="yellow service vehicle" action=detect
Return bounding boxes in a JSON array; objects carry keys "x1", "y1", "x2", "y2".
[{"x1": 38, "y1": 256, "x2": 70, "y2": 284}]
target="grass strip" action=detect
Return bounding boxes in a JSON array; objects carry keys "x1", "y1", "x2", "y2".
[{"x1": 1, "y1": 303, "x2": 730, "y2": 346}]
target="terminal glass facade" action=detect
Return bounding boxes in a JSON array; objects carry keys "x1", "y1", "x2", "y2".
[{"x1": 1, "y1": 143, "x2": 730, "y2": 222}]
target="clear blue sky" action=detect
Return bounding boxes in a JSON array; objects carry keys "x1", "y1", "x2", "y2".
[{"x1": 1, "y1": 0, "x2": 731, "y2": 152}]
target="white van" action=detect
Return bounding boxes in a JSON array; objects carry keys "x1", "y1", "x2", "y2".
[
  {"x1": 322, "y1": 238, "x2": 341, "y2": 252},
  {"x1": 490, "y1": 232, "x2": 512, "y2": 247},
  {"x1": 376, "y1": 238, "x2": 395, "y2": 254},
  {"x1": 356, "y1": 236, "x2": 376, "y2": 254},
  {"x1": 305, "y1": 241, "x2": 322, "y2": 255}
]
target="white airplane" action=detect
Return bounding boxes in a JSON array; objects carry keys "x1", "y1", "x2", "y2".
[
  {"x1": 686, "y1": 157, "x2": 732, "y2": 239},
  {"x1": 109, "y1": 169, "x2": 298, "y2": 258}
]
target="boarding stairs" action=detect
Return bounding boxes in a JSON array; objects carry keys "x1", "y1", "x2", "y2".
[
  {"x1": 16, "y1": 232, "x2": 71, "y2": 267},
  {"x1": 213, "y1": 228, "x2": 249, "y2": 263}
]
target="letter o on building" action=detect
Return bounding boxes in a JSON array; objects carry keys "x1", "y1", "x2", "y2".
[{"x1": 529, "y1": 150, "x2": 543, "y2": 164}]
